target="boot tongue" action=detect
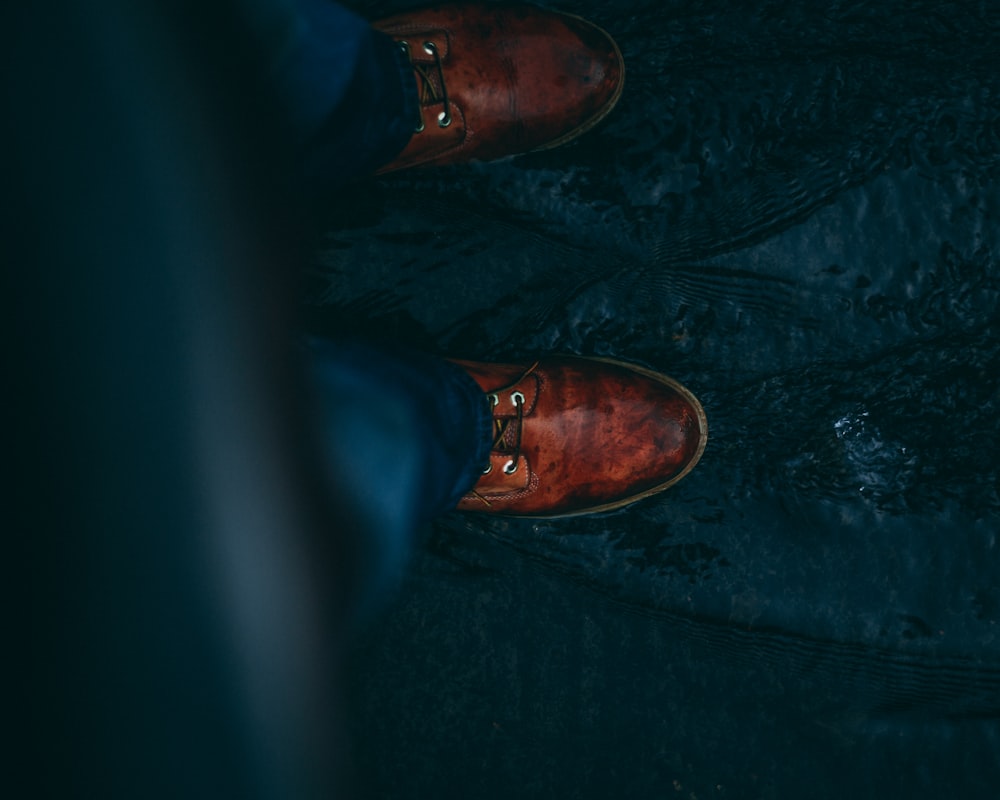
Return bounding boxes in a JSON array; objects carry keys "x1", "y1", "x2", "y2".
[
  {"x1": 491, "y1": 417, "x2": 521, "y2": 452},
  {"x1": 413, "y1": 62, "x2": 445, "y2": 106},
  {"x1": 501, "y1": 418, "x2": 520, "y2": 451}
]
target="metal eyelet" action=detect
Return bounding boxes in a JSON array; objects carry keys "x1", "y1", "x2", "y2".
[
  {"x1": 510, "y1": 390, "x2": 525, "y2": 407},
  {"x1": 488, "y1": 393, "x2": 499, "y2": 408},
  {"x1": 503, "y1": 459, "x2": 518, "y2": 475},
  {"x1": 482, "y1": 462, "x2": 492, "y2": 475},
  {"x1": 437, "y1": 110, "x2": 452, "y2": 128},
  {"x1": 423, "y1": 41, "x2": 438, "y2": 55}
]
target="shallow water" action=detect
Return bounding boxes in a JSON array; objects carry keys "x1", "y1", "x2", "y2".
[{"x1": 312, "y1": 1, "x2": 1000, "y2": 796}]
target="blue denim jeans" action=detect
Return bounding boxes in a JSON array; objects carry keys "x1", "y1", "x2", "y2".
[
  {"x1": 251, "y1": 0, "x2": 418, "y2": 186},
  {"x1": 306, "y1": 337, "x2": 492, "y2": 570},
  {"x1": 265, "y1": 3, "x2": 493, "y2": 602},
  {"x1": 305, "y1": 338, "x2": 492, "y2": 609}
]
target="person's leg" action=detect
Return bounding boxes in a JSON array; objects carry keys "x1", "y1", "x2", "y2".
[
  {"x1": 304, "y1": 337, "x2": 493, "y2": 612},
  {"x1": 306, "y1": 337, "x2": 493, "y2": 521},
  {"x1": 245, "y1": 0, "x2": 418, "y2": 184}
]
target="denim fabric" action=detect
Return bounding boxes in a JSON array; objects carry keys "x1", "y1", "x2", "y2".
[
  {"x1": 250, "y1": 0, "x2": 418, "y2": 185},
  {"x1": 261, "y1": 2, "x2": 490, "y2": 601},
  {"x1": 306, "y1": 337, "x2": 493, "y2": 519},
  {"x1": 305, "y1": 337, "x2": 493, "y2": 609}
]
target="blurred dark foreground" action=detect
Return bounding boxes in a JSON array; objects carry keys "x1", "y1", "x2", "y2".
[
  {"x1": 7, "y1": 1, "x2": 1000, "y2": 799},
  {"x1": 7, "y1": 2, "x2": 358, "y2": 796}
]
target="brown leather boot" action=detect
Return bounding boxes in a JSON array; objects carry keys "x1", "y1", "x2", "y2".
[
  {"x1": 452, "y1": 357, "x2": 707, "y2": 517},
  {"x1": 373, "y1": 3, "x2": 624, "y2": 173}
]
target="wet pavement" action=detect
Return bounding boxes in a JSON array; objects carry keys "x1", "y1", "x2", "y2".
[{"x1": 310, "y1": 1, "x2": 1000, "y2": 797}]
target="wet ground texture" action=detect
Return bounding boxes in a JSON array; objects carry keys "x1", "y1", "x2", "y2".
[{"x1": 308, "y1": 2, "x2": 1000, "y2": 797}]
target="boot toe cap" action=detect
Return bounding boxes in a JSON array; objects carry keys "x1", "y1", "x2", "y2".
[{"x1": 457, "y1": 356, "x2": 707, "y2": 517}]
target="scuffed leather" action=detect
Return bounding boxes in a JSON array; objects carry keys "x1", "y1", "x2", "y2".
[
  {"x1": 374, "y1": 3, "x2": 624, "y2": 172},
  {"x1": 451, "y1": 357, "x2": 708, "y2": 517}
]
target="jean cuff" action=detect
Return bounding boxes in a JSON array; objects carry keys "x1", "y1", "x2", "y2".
[{"x1": 437, "y1": 359, "x2": 495, "y2": 512}]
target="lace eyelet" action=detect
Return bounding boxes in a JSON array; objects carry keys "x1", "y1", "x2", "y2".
[
  {"x1": 437, "y1": 110, "x2": 452, "y2": 128},
  {"x1": 488, "y1": 393, "x2": 499, "y2": 408},
  {"x1": 482, "y1": 462, "x2": 492, "y2": 475},
  {"x1": 422, "y1": 41, "x2": 438, "y2": 56},
  {"x1": 510, "y1": 390, "x2": 525, "y2": 407},
  {"x1": 503, "y1": 459, "x2": 518, "y2": 475}
]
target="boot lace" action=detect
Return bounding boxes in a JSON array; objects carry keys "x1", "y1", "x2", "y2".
[
  {"x1": 397, "y1": 40, "x2": 452, "y2": 132},
  {"x1": 468, "y1": 361, "x2": 539, "y2": 507}
]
